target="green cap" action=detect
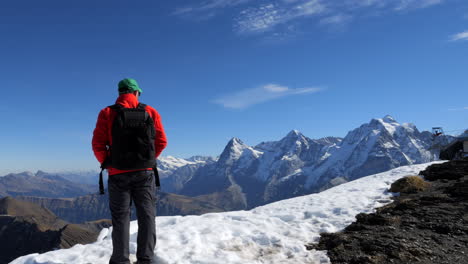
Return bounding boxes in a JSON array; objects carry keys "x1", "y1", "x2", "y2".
[{"x1": 118, "y1": 78, "x2": 143, "y2": 95}]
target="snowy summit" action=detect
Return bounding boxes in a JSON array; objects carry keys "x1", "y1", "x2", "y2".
[{"x1": 11, "y1": 162, "x2": 442, "y2": 264}]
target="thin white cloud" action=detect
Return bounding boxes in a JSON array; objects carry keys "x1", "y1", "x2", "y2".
[
  {"x1": 234, "y1": 1, "x2": 326, "y2": 33},
  {"x1": 320, "y1": 14, "x2": 353, "y2": 26},
  {"x1": 173, "y1": 0, "x2": 253, "y2": 16},
  {"x1": 213, "y1": 84, "x2": 323, "y2": 109},
  {"x1": 175, "y1": 0, "x2": 447, "y2": 35},
  {"x1": 450, "y1": 30, "x2": 468, "y2": 41},
  {"x1": 345, "y1": 0, "x2": 383, "y2": 8},
  {"x1": 448, "y1": 107, "x2": 468, "y2": 111},
  {"x1": 264, "y1": 84, "x2": 289, "y2": 92},
  {"x1": 394, "y1": 0, "x2": 443, "y2": 11},
  {"x1": 344, "y1": 0, "x2": 443, "y2": 11}
]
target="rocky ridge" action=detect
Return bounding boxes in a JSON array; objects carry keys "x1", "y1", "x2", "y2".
[{"x1": 311, "y1": 160, "x2": 468, "y2": 264}]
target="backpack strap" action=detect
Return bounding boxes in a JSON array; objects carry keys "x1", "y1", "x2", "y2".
[
  {"x1": 109, "y1": 103, "x2": 146, "y2": 110},
  {"x1": 99, "y1": 168, "x2": 105, "y2": 195},
  {"x1": 140, "y1": 103, "x2": 160, "y2": 190},
  {"x1": 109, "y1": 104, "x2": 123, "y2": 110},
  {"x1": 153, "y1": 162, "x2": 161, "y2": 191},
  {"x1": 99, "y1": 157, "x2": 110, "y2": 195}
]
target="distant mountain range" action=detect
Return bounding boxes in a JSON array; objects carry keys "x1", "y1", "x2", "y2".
[
  {"x1": 159, "y1": 115, "x2": 455, "y2": 210},
  {"x1": 17, "y1": 191, "x2": 224, "y2": 223},
  {"x1": 0, "y1": 164, "x2": 225, "y2": 224},
  {"x1": 0, "y1": 170, "x2": 225, "y2": 223},
  {"x1": 0, "y1": 171, "x2": 96, "y2": 198}
]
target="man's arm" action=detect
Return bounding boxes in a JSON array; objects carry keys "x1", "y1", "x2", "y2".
[
  {"x1": 147, "y1": 106, "x2": 167, "y2": 158},
  {"x1": 92, "y1": 109, "x2": 110, "y2": 164}
]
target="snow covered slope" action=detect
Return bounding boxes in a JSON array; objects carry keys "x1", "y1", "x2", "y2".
[{"x1": 11, "y1": 162, "x2": 442, "y2": 264}]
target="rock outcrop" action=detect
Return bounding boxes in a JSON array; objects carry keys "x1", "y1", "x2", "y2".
[{"x1": 310, "y1": 161, "x2": 468, "y2": 264}]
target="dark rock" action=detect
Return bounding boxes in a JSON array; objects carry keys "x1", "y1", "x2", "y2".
[
  {"x1": 312, "y1": 161, "x2": 468, "y2": 264},
  {"x1": 419, "y1": 161, "x2": 468, "y2": 181}
]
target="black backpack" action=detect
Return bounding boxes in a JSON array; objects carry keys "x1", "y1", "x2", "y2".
[
  {"x1": 99, "y1": 103, "x2": 160, "y2": 194},
  {"x1": 110, "y1": 103, "x2": 156, "y2": 170}
]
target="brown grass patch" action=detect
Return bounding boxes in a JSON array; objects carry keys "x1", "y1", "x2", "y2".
[{"x1": 390, "y1": 176, "x2": 430, "y2": 194}]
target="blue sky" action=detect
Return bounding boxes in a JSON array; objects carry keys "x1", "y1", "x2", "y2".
[{"x1": 0, "y1": 0, "x2": 467, "y2": 173}]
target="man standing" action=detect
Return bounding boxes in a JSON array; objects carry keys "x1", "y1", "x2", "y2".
[{"x1": 92, "y1": 78, "x2": 167, "y2": 264}]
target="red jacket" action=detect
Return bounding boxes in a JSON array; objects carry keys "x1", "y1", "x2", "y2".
[{"x1": 92, "y1": 93, "x2": 167, "y2": 176}]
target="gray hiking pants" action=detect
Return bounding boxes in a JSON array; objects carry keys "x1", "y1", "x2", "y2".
[{"x1": 108, "y1": 170, "x2": 156, "y2": 264}]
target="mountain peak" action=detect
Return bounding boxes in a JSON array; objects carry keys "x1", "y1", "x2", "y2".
[
  {"x1": 382, "y1": 115, "x2": 397, "y2": 123},
  {"x1": 367, "y1": 115, "x2": 400, "y2": 133},
  {"x1": 226, "y1": 137, "x2": 249, "y2": 152},
  {"x1": 35, "y1": 170, "x2": 48, "y2": 177},
  {"x1": 287, "y1": 129, "x2": 302, "y2": 137},
  {"x1": 228, "y1": 137, "x2": 244, "y2": 146},
  {"x1": 282, "y1": 130, "x2": 305, "y2": 142},
  {"x1": 218, "y1": 137, "x2": 249, "y2": 164}
]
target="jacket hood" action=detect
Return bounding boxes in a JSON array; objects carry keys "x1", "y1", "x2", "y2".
[{"x1": 115, "y1": 93, "x2": 139, "y2": 108}]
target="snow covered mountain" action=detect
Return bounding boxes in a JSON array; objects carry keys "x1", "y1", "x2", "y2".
[
  {"x1": 303, "y1": 115, "x2": 436, "y2": 188},
  {"x1": 11, "y1": 162, "x2": 441, "y2": 264},
  {"x1": 169, "y1": 116, "x2": 453, "y2": 209},
  {"x1": 158, "y1": 156, "x2": 217, "y2": 193},
  {"x1": 158, "y1": 156, "x2": 215, "y2": 178}
]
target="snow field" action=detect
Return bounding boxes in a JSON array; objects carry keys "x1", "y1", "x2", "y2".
[{"x1": 11, "y1": 162, "x2": 442, "y2": 264}]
